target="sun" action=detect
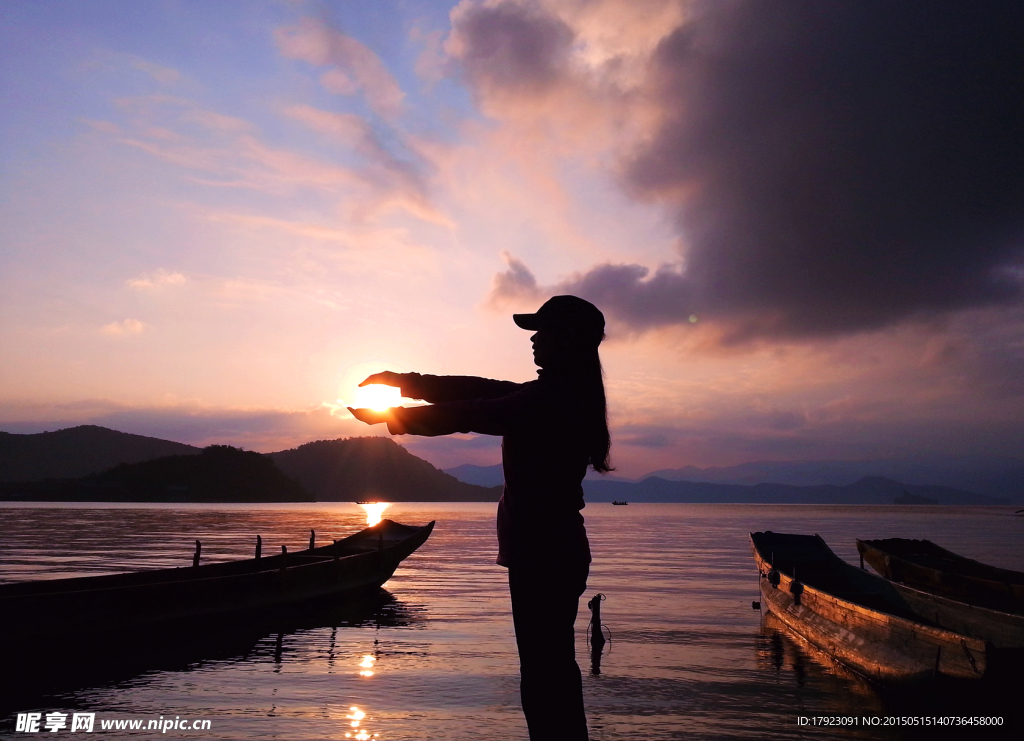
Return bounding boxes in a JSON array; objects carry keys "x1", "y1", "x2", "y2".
[{"x1": 352, "y1": 384, "x2": 402, "y2": 411}]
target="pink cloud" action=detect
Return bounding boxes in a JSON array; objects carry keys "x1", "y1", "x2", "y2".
[
  {"x1": 95, "y1": 95, "x2": 453, "y2": 225},
  {"x1": 275, "y1": 17, "x2": 405, "y2": 120},
  {"x1": 127, "y1": 270, "x2": 187, "y2": 290},
  {"x1": 487, "y1": 251, "x2": 541, "y2": 309},
  {"x1": 128, "y1": 57, "x2": 181, "y2": 85},
  {"x1": 283, "y1": 105, "x2": 382, "y2": 153},
  {"x1": 101, "y1": 319, "x2": 146, "y2": 336},
  {"x1": 410, "y1": 26, "x2": 447, "y2": 84},
  {"x1": 282, "y1": 105, "x2": 451, "y2": 226}
]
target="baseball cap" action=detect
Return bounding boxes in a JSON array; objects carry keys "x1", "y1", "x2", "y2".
[{"x1": 513, "y1": 295, "x2": 605, "y2": 343}]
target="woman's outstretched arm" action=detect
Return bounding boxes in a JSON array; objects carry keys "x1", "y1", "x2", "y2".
[
  {"x1": 360, "y1": 371, "x2": 520, "y2": 403},
  {"x1": 350, "y1": 380, "x2": 559, "y2": 438}
]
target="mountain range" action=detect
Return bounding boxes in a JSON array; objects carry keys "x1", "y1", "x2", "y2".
[
  {"x1": 643, "y1": 457, "x2": 1024, "y2": 499},
  {"x1": 0, "y1": 426, "x2": 1018, "y2": 504},
  {"x1": 445, "y1": 458, "x2": 1024, "y2": 504},
  {"x1": 2, "y1": 445, "x2": 311, "y2": 503},
  {"x1": 0, "y1": 426, "x2": 198, "y2": 481},
  {"x1": 0, "y1": 426, "x2": 499, "y2": 503},
  {"x1": 580, "y1": 475, "x2": 1008, "y2": 505}
]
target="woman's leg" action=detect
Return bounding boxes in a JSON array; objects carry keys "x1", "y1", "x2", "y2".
[{"x1": 508, "y1": 561, "x2": 590, "y2": 741}]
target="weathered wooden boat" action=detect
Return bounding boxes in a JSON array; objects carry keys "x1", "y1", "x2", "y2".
[
  {"x1": 751, "y1": 531, "x2": 988, "y2": 683},
  {"x1": 856, "y1": 537, "x2": 1024, "y2": 649},
  {"x1": 0, "y1": 518, "x2": 434, "y2": 641},
  {"x1": 857, "y1": 537, "x2": 1024, "y2": 616}
]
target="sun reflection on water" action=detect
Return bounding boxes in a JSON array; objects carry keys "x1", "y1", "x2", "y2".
[
  {"x1": 359, "y1": 502, "x2": 390, "y2": 527},
  {"x1": 343, "y1": 707, "x2": 378, "y2": 739},
  {"x1": 359, "y1": 654, "x2": 376, "y2": 676}
]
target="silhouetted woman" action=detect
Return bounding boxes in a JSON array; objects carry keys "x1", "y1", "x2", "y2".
[{"x1": 350, "y1": 295, "x2": 611, "y2": 741}]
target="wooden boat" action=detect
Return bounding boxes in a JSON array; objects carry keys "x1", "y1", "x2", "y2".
[
  {"x1": 856, "y1": 537, "x2": 1024, "y2": 649},
  {"x1": 0, "y1": 518, "x2": 434, "y2": 641},
  {"x1": 857, "y1": 537, "x2": 1024, "y2": 615},
  {"x1": 751, "y1": 531, "x2": 988, "y2": 683}
]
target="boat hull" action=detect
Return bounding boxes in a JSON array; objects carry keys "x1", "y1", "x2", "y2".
[
  {"x1": 0, "y1": 519, "x2": 434, "y2": 641},
  {"x1": 888, "y1": 580, "x2": 1024, "y2": 650},
  {"x1": 752, "y1": 532, "x2": 987, "y2": 683}
]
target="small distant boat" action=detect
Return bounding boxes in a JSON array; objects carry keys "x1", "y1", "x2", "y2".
[
  {"x1": 612, "y1": 501, "x2": 628, "y2": 506},
  {"x1": 0, "y1": 519, "x2": 434, "y2": 642},
  {"x1": 751, "y1": 531, "x2": 988, "y2": 683},
  {"x1": 857, "y1": 538, "x2": 1024, "y2": 615}
]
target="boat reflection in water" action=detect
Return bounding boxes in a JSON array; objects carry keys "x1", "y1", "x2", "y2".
[
  {"x1": 760, "y1": 608, "x2": 1024, "y2": 732},
  {"x1": 757, "y1": 611, "x2": 878, "y2": 697},
  {"x1": 3, "y1": 587, "x2": 422, "y2": 718}
]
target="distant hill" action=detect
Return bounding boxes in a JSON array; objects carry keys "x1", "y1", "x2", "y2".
[
  {"x1": 443, "y1": 462, "x2": 631, "y2": 487},
  {"x1": 444, "y1": 463, "x2": 505, "y2": 487},
  {"x1": 643, "y1": 455, "x2": 1024, "y2": 501},
  {"x1": 1, "y1": 445, "x2": 310, "y2": 503},
  {"x1": 271, "y1": 437, "x2": 502, "y2": 502},
  {"x1": 0, "y1": 425, "x2": 199, "y2": 481},
  {"x1": 583, "y1": 476, "x2": 1008, "y2": 505}
]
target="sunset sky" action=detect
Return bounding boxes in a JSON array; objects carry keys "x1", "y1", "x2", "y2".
[{"x1": 2, "y1": 1, "x2": 1022, "y2": 477}]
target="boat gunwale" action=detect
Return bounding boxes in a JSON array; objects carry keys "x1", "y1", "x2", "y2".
[{"x1": 857, "y1": 537, "x2": 1024, "y2": 585}]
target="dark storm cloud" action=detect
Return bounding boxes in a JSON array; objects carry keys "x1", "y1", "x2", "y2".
[
  {"x1": 466, "y1": 1, "x2": 1024, "y2": 339},
  {"x1": 447, "y1": 0, "x2": 574, "y2": 100},
  {"x1": 626, "y1": 0, "x2": 1024, "y2": 338}
]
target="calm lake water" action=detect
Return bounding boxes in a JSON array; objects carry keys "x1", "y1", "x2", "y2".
[{"x1": 1, "y1": 503, "x2": 1022, "y2": 740}]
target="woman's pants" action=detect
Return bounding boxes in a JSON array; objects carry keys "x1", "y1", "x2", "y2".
[{"x1": 508, "y1": 561, "x2": 590, "y2": 741}]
